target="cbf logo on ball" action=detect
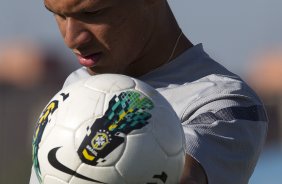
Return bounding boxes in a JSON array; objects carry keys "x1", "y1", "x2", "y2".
[
  {"x1": 78, "y1": 91, "x2": 154, "y2": 166},
  {"x1": 92, "y1": 131, "x2": 111, "y2": 150}
]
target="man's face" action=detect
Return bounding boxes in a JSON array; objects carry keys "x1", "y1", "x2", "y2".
[{"x1": 44, "y1": 0, "x2": 154, "y2": 75}]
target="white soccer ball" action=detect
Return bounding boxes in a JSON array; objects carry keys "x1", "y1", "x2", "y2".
[{"x1": 32, "y1": 74, "x2": 185, "y2": 184}]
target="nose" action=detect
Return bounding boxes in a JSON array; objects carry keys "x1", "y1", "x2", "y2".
[{"x1": 64, "y1": 18, "x2": 92, "y2": 49}]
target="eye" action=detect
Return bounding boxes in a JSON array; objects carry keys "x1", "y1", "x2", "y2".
[{"x1": 83, "y1": 9, "x2": 105, "y2": 16}]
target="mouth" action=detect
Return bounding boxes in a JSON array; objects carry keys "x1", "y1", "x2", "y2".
[{"x1": 76, "y1": 52, "x2": 102, "y2": 67}]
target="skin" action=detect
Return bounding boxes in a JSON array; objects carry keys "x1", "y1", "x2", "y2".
[{"x1": 44, "y1": 0, "x2": 207, "y2": 183}]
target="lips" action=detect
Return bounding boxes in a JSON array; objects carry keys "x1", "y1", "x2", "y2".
[{"x1": 76, "y1": 53, "x2": 102, "y2": 67}]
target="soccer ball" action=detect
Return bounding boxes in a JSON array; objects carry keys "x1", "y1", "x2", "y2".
[{"x1": 32, "y1": 74, "x2": 185, "y2": 184}]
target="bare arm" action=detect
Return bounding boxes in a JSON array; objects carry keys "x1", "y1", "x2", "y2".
[{"x1": 180, "y1": 154, "x2": 208, "y2": 184}]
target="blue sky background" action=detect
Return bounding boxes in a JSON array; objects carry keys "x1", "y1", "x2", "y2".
[
  {"x1": 168, "y1": 0, "x2": 282, "y2": 76},
  {"x1": 1, "y1": 1, "x2": 282, "y2": 183}
]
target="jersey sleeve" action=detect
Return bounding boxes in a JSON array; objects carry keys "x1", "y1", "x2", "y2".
[{"x1": 182, "y1": 98, "x2": 268, "y2": 184}]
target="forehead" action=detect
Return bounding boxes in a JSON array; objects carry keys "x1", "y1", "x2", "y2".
[{"x1": 44, "y1": 0, "x2": 106, "y2": 13}]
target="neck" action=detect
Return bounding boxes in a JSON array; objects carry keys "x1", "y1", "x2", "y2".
[{"x1": 125, "y1": 3, "x2": 193, "y2": 77}]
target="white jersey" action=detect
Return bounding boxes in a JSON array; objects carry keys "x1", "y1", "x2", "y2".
[{"x1": 30, "y1": 44, "x2": 267, "y2": 184}]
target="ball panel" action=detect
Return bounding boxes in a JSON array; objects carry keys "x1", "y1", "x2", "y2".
[
  {"x1": 39, "y1": 126, "x2": 81, "y2": 183},
  {"x1": 44, "y1": 175, "x2": 68, "y2": 184},
  {"x1": 84, "y1": 74, "x2": 136, "y2": 93},
  {"x1": 116, "y1": 133, "x2": 167, "y2": 183},
  {"x1": 151, "y1": 106, "x2": 185, "y2": 156},
  {"x1": 55, "y1": 86, "x2": 105, "y2": 131},
  {"x1": 71, "y1": 164, "x2": 125, "y2": 184},
  {"x1": 94, "y1": 143, "x2": 125, "y2": 166},
  {"x1": 74, "y1": 117, "x2": 98, "y2": 150}
]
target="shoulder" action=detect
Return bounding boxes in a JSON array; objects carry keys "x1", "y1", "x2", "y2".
[
  {"x1": 140, "y1": 45, "x2": 268, "y2": 183},
  {"x1": 182, "y1": 74, "x2": 263, "y2": 121},
  {"x1": 151, "y1": 66, "x2": 263, "y2": 122}
]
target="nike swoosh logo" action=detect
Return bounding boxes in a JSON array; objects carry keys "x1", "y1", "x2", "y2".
[{"x1": 48, "y1": 147, "x2": 106, "y2": 183}]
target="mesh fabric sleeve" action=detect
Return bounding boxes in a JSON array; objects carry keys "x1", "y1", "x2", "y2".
[{"x1": 182, "y1": 98, "x2": 267, "y2": 184}]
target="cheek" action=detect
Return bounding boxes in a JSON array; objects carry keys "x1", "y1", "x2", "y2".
[
  {"x1": 90, "y1": 18, "x2": 133, "y2": 61},
  {"x1": 106, "y1": 16, "x2": 149, "y2": 62},
  {"x1": 55, "y1": 16, "x2": 67, "y2": 38},
  {"x1": 93, "y1": 24, "x2": 116, "y2": 51},
  {"x1": 109, "y1": 30, "x2": 138, "y2": 65}
]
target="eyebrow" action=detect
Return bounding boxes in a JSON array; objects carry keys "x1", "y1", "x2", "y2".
[
  {"x1": 44, "y1": 4, "x2": 68, "y2": 17},
  {"x1": 44, "y1": 0, "x2": 108, "y2": 16},
  {"x1": 44, "y1": 4, "x2": 97, "y2": 15}
]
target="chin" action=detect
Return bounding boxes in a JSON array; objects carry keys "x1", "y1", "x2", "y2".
[{"x1": 87, "y1": 66, "x2": 120, "y2": 75}]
